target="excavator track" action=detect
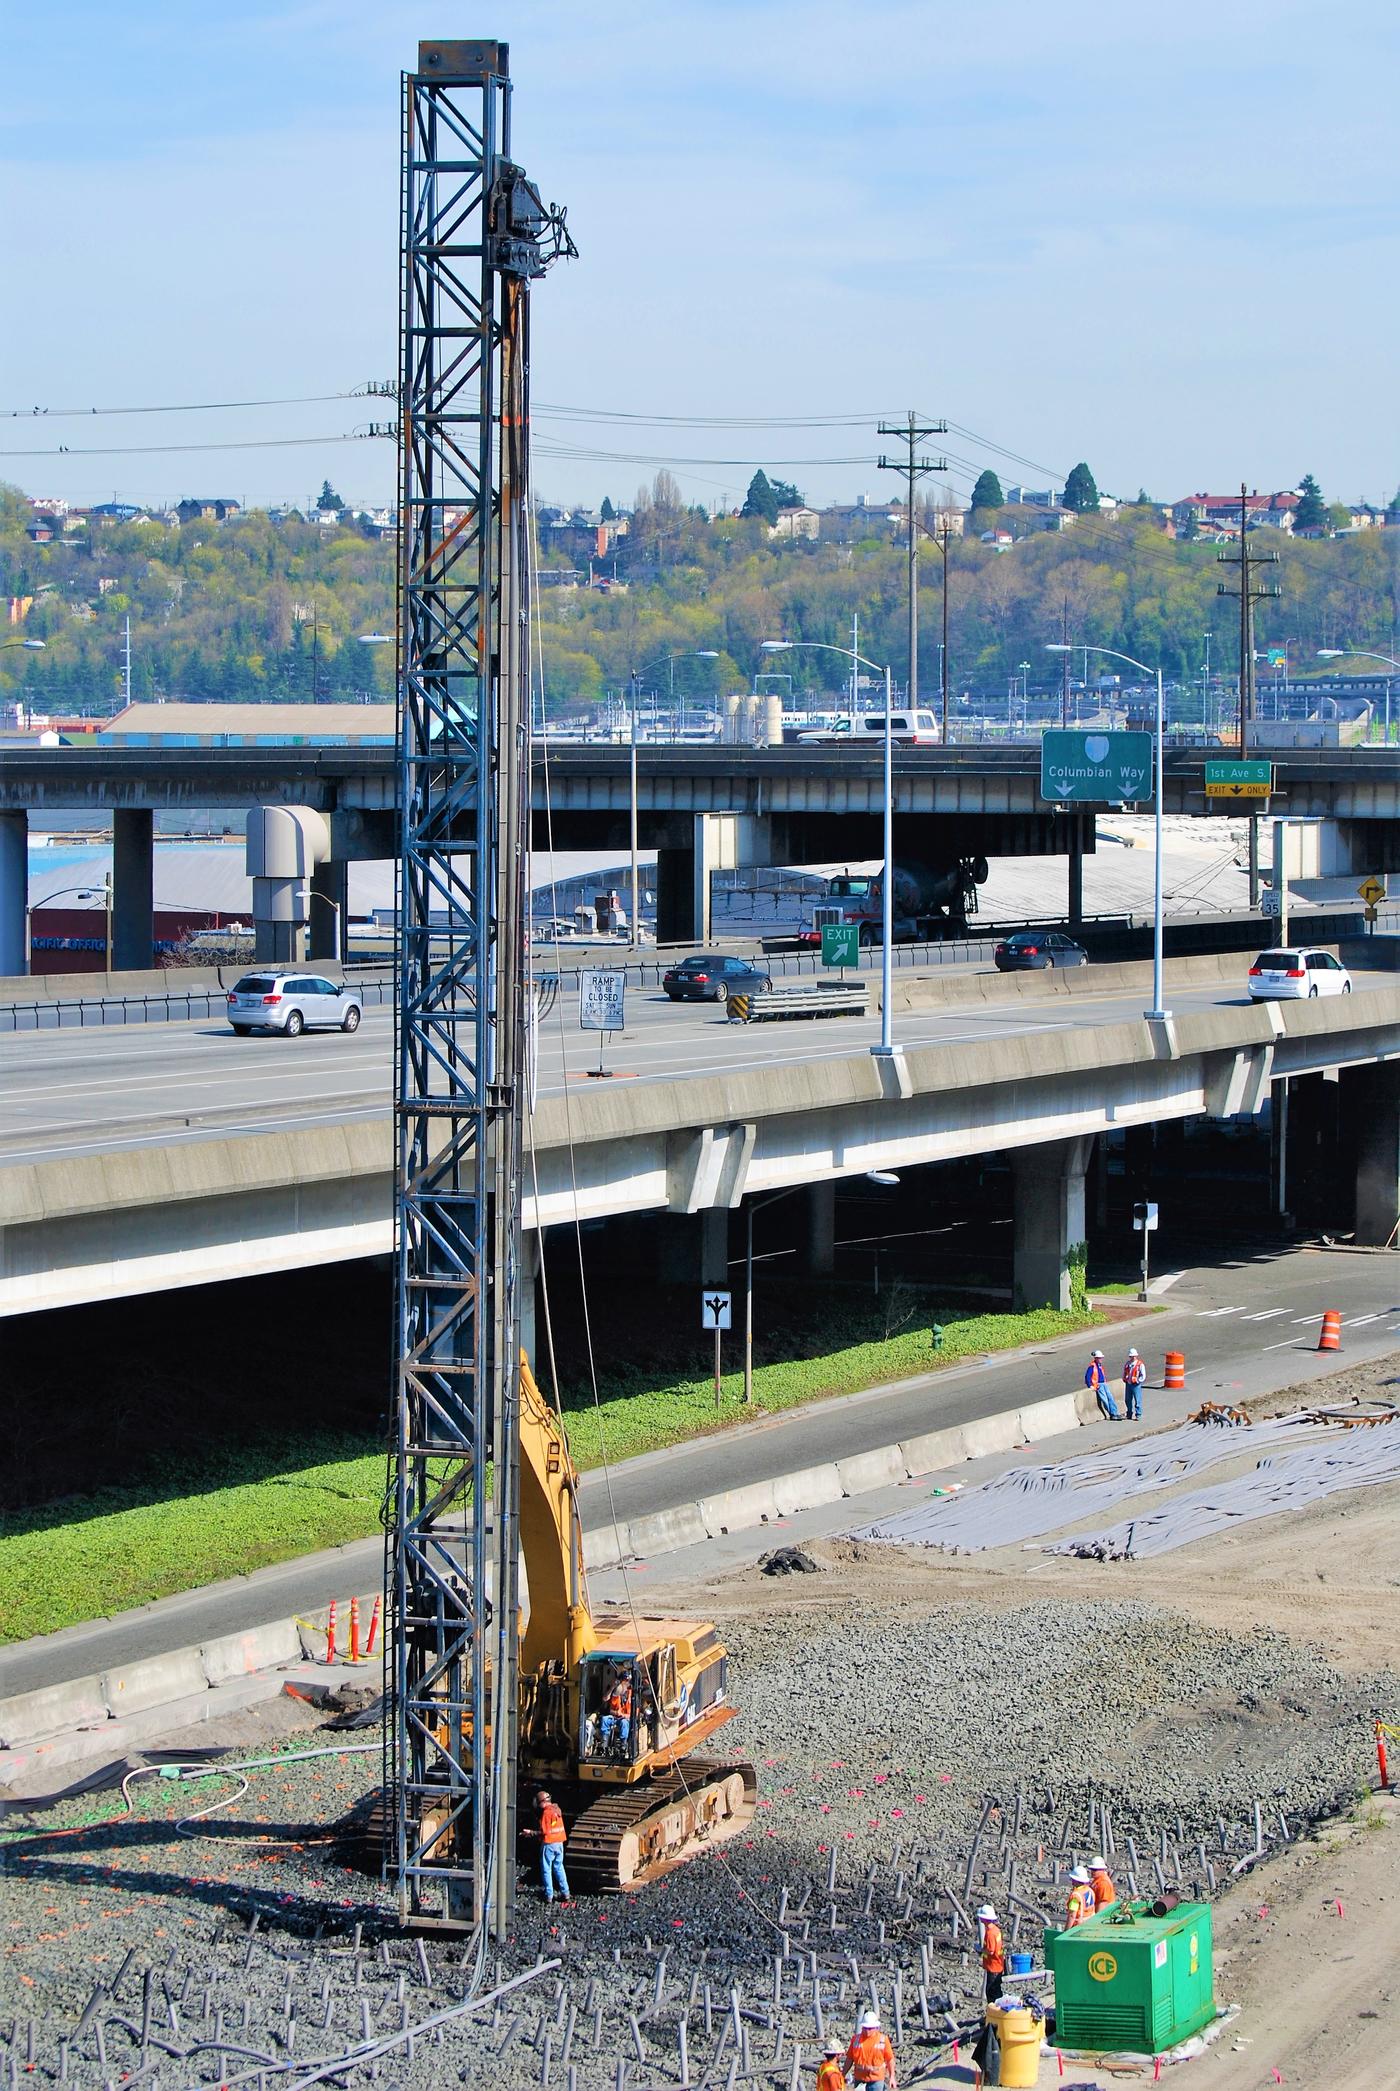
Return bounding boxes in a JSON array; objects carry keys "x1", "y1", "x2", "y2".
[{"x1": 564, "y1": 1758, "x2": 758, "y2": 1893}]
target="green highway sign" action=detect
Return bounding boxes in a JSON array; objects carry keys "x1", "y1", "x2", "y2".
[
  {"x1": 1204, "y1": 760, "x2": 1274, "y2": 800},
  {"x1": 1040, "y1": 730, "x2": 1154, "y2": 805},
  {"x1": 821, "y1": 922, "x2": 860, "y2": 968}
]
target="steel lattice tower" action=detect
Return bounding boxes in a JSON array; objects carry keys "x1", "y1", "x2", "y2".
[{"x1": 388, "y1": 37, "x2": 572, "y2": 1937}]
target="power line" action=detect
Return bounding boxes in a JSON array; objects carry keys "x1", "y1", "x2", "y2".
[
  {"x1": 0, "y1": 387, "x2": 379, "y2": 420},
  {"x1": 0, "y1": 433, "x2": 370, "y2": 459}
]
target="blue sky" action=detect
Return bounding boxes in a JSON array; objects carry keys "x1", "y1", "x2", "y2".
[{"x1": 3, "y1": 1, "x2": 1397, "y2": 514}]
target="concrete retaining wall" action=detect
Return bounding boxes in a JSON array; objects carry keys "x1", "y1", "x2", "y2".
[{"x1": 883, "y1": 947, "x2": 1282, "y2": 1016}]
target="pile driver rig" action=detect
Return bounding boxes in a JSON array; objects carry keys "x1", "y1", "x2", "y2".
[{"x1": 386, "y1": 39, "x2": 755, "y2": 1941}]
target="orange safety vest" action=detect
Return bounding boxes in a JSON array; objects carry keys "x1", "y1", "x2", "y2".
[
  {"x1": 539, "y1": 1801, "x2": 566, "y2": 1845},
  {"x1": 817, "y1": 2063, "x2": 846, "y2": 2091},
  {"x1": 846, "y1": 2030, "x2": 895, "y2": 2084},
  {"x1": 607, "y1": 1682, "x2": 632, "y2": 1716},
  {"x1": 1066, "y1": 1884, "x2": 1095, "y2": 1927},
  {"x1": 1091, "y1": 1868, "x2": 1116, "y2": 1908},
  {"x1": 981, "y1": 1920, "x2": 1005, "y2": 1973}
]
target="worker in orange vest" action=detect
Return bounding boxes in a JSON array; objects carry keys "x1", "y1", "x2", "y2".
[
  {"x1": 1090, "y1": 1855, "x2": 1117, "y2": 1910},
  {"x1": 976, "y1": 1902, "x2": 1006, "y2": 2003},
  {"x1": 846, "y1": 2007, "x2": 896, "y2": 2085},
  {"x1": 528, "y1": 1787, "x2": 572, "y2": 1905},
  {"x1": 816, "y1": 2040, "x2": 847, "y2": 2091},
  {"x1": 602, "y1": 1671, "x2": 633, "y2": 1752},
  {"x1": 1065, "y1": 1864, "x2": 1096, "y2": 1927}
]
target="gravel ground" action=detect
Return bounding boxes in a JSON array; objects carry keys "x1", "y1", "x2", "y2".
[{"x1": 1, "y1": 1562, "x2": 1392, "y2": 2090}]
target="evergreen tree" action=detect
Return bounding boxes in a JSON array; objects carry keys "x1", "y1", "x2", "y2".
[
  {"x1": 741, "y1": 470, "x2": 780, "y2": 524},
  {"x1": 970, "y1": 470, "x2": 1003, "y2": 512},
  {"x1": 1178, "y1": 510, "x2": 1199, "y2": 542},
  {"x1": 600, "y1": 495, "x2": 615, "y2": 521},
  {"x1": 1062, "y1": 462, "x2": 1100, "y2": 513},
  {"x1": 769, "y1": 478, "x2": 804, "y2": 510},
  {"x1": 317, "y1": 480, "x2": 344, "y2": 513},
  {"x1": 1294, "y1": 473, "x2": 1327, "y2": 533}
]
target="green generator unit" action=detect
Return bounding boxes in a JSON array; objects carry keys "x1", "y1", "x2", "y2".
[{"x1": 1048, "y1": 1899, "x2": 1215, "y2": 2054}]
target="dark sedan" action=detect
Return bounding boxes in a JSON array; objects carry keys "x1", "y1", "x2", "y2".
[
  {"x1": 993, "y1": 930, "x2": 1089, "y2": 972},
  {"x1": 662, "y1": 953, "x2": 773, "y2": 1003}
]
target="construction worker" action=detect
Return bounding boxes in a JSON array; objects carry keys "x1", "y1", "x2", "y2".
[
  {"x1": 528, "y1": 1788, "x2": 571, "y2": 1905},
  {"x1": 976, "y1": 1902, "x2": 1006, "y2": 2003},
  {"x1": 1085, "y1": 1350, "x2": 1121, "y2": 1420},
  {"x1": 1065, "y1": 1864, "x2": 1096, "y2": 1927},
  {"x1": 601, "y1": 1670, "x2": 633, "y2": 1753},
  {"x1": 846, "y1": 2007, "x2": 896, "y2": 2086},
  {"x1": 816, "y1": 2040, "x2": 847, "y2": 2091},
  {"x1": 1122, "y1": 1347, "x2": 1147, "y2": 1420},
  {"x1": 1090, "y1": 1854, "x2": 1117, "y2": 1910}
]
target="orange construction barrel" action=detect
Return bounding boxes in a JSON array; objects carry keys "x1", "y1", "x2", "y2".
[
  {"x1": 1318, "y1": 1310, "x2": 1342, "y2": 1353},
  {"x1": 1163, "y1": 1350, "x2": 1186, "y2": 1391}
]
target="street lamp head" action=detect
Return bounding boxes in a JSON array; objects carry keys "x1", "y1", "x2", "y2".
[
  {"x1": 864, "y1": 1170, "x2": 900, "y2": 1187},
  {"x1": 759, "y1": 641, "x2": 792, "y2": 653},
  {"x1": 1044, "y1": 644, "x2": 1072, "y2": 655},
  {"x1": 357, "y1": 632, "x2": 393, "y2": 645},
  {"x1": 694, "y1": 650, "x2": 720, "y2": 659},
  {"x1": 1316, "y1": 649, "x2": 1344, "y2": 659},
  {"x1": 22, "y1": 638, "x2": 46, "y2": 651}
]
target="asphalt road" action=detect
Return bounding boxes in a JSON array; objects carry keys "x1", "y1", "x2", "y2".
[
  {"x1": 2, "y1": 969, "x2": 1391, "y2": 1166},
  {"x1": 3, "y1": 1239, "x2": 1395, "y2": 1699}
]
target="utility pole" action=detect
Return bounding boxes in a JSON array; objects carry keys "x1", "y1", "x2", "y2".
[
  {"x1": 1217, "y1": 484, "x2": 1281, "y2": 905},
  {"x1": 122, "y1": 615, "x2": 132, "y2": 712},
  {"x1": 928, "y1": 513, "x2": 954, "y2": 742},
  {"x1": 878, "y1": 412, "x2": 948, "y2": 714},
  {"x1": 1060, "y1": 598, "x2": 1071, "y2": 727},
  {"x1": 1201, "y1": 631, "x2": 1212, "y2": 737}
]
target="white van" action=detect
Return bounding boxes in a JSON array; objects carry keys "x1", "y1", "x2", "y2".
[{"x1": 856, "y1": 711, "x2": 941, "y2": 746}]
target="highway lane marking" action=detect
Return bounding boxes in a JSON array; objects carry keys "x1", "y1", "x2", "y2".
[
  {"x1": 1200, "y1": 1305, "x2": 1246, "y2": 1316},
  {"x1": 1243, "y1": 1308, "x2": 1289, "y2": 1320}
]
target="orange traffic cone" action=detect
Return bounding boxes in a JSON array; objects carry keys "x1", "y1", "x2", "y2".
[
  {"x1": 349, "y1": 1596, "x2": 361, "y2": 1664},
  {"x1": 325, "y1": 1597, "x2": 338, "y2": 1665},
  {"x1": 1318, "y1": 1310, "x2": 1342, "y2": 1354},
  {"x1": 366, "y1": 1594, "x2": 382, "y2": 1657}
]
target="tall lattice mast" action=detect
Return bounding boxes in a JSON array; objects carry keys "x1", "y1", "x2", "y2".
[{"x1": 388, "y1": 36, "x2": 572, "y2": 1938}]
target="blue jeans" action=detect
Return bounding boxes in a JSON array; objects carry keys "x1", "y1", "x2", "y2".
[
  {"x1": 1094, "y1": 1382, "x2": 1121, "y2": 1420},
  {"x1": 1126, "y1": 1384, "x2": 1143, "y2": 1419},
  {"x1": 540, "y1": 1843, "x2": 570, "y2": 1901},
  {"x1": 601, "y1": 1714, "x2": 631, "y2": 1752}
]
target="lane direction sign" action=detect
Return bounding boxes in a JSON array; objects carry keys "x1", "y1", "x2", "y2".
[
  {"x1": 701, "y1": 1289, "x2": 732, "y2": 1331},
  {"x1": 1040, "y1": 730, "x2": 1153, "y2": 805}
]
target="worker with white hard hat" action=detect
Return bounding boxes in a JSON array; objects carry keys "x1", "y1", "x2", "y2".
[
  {"x1": 1085, "y1": 1349, "x2": 1121, "y2": 1421},
  {"x1": 816, "y1": 2038, "x2": 847, "y2": 2091},
  {"x1": 1122, "y1": 1344, "x2": 1147, "y2": 1420},
  {"x1": 1065, "y1": 1864, "x2": 1097, "y2": 1927},
  {"x1": 1090, "y1": 1853, "x2": 1118, "y2": 1909},
  {"x1": 846, "y1": 2006, "x2": 897, "y2": 2085},
  {"x1": 976, "y1": 1902, "x2": 1006, "y2": 2002}
]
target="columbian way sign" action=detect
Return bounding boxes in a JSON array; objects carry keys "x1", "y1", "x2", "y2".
[{"x1": 1040, "y1": 730, "x2": 1154, "y2": 805}]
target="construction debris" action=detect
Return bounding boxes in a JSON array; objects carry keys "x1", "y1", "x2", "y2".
[{"x1": 760, "y1": 1546, "x2": 823, "y2": 1576}]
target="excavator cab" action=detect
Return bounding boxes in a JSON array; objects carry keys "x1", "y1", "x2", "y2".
[{"x1": 579, "y1": 1653, "x2": 640, "y2": 1766}]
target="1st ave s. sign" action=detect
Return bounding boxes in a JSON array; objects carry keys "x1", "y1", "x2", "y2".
[{"x1": 1040, "y1": 730, "x2": 1154, "y2": 804}]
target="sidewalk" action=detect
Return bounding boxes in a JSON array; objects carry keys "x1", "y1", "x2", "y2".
[{"x1": 2, "y1": 1241, "x2": 1392, "y2": 1703}]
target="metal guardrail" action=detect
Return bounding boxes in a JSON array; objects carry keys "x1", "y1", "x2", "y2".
[
  {"x1": 728, "y1": 978, "x2": 870, "y2": 1023},
  {"x1": 0, "y1": 973, "x2": 397, "y2": 1034}
]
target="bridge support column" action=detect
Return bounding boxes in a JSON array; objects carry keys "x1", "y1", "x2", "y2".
[
  {"x1": 0, "y1": 810, "x2": 26, "y2": 976},
  {"x1": 1346, "y1": 1063, "x2": 1400, "y2": 1245},
  {"x1": 1012, "y1": 1135, "x2": 1092, "y2": 1311},
  {"x1": 309, "y1": 858, "x2": 348, "y2": 961},
  {"x1": 520, "y1": 1228, "x2": 541, "y2": 1372},
  {"x1": 112, "y1": 808, "x2": 154, "y2": 972},
  {"x1": 1067, "y1": 836, "x2": 1084, "y2": 931},
  {"x1": 655, "y1": 813, "x2": 772, "y2": 945},
  {"x1": 658, "y1": 1208, "x2": 731, "y2": 1288},
  {"x1": 805, "y1": 1180, "x2": 836, "y2": 1276}
]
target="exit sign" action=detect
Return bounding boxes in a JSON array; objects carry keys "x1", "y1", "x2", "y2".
[{"x1": 1205, "y1": 760, "x2": 1273, "y2": 800}]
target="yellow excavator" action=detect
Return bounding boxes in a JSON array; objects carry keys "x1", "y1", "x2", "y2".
[{"x1": 508, "y1": 1361, "x2": 756, "y2": 1890}]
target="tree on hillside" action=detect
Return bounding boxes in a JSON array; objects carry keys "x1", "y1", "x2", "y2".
[
  {"x1": 1294, "y1": 473, "x2": 1327, "y2": 534},
  {"x1": 1061, "y1": 462, "x2": 1100, "y2": 513},
  {"x1": 317, "y1": 481, "x2": 345, "y2": 513},
  {"x1": 769, "y1": 478, "x2": 804, "y2": 510},
  {"x1": 970, "y1": 470, "x2": 1003, "y2": 513},
  {"x1": 1178, "y1": 510, "x2": 1199, "y2": 541},
  {"x1": 600, "y1": 495, "x2": 616, "y2": 521},
  {"x1": 741, "y1": 470, "x2": 780, "y2": 524}
]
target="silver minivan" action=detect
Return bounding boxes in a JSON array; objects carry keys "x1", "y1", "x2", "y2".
[{"x1": 227, "y1": 972, "x2": 364, "y2": 1036}]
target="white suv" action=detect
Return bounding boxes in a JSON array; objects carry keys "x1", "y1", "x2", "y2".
[
  {"x1": 227, "y1": 972, "x2": 364, "y2": 1036},
  {"x1": 1247, "y1": 947, "x2": 1352, "y2": 1001}
]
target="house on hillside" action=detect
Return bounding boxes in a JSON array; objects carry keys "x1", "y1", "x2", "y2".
[
  {"x1": 1171, "y1": 490, "x2": 1298, "y2": 535},
  {"x1": 176, "y1": 497, "x2": 242, "y2": 524},
  {"x1": 771, "y1": 506, "x2": 820, "y2": 541}
]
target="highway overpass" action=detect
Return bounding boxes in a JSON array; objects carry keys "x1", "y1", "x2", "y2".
[
  {"x1": 5, "y1": 956, "x2": 1400, "y2": 1321},
  {"x1": 6, "y1": 740, "x2": 1400, "y2": 963}
]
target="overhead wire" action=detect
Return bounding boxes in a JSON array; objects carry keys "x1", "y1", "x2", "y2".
[{"x1": 1, "y1": 389, "x2": 369, "y2": 420}]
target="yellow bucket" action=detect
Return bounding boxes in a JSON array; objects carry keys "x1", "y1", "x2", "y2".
[{"x1": 986, "y1": 2001, "x2": 1043, "y2": 2089}]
